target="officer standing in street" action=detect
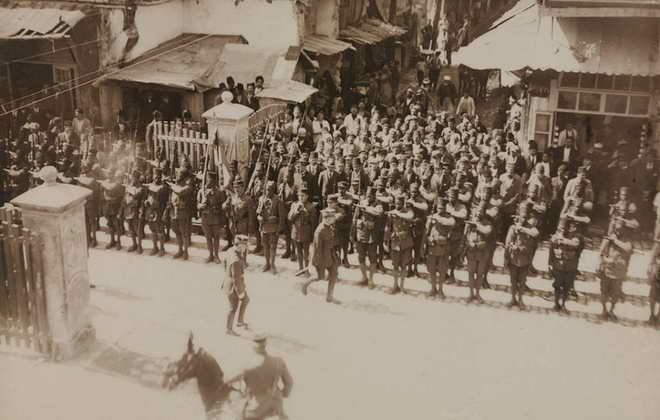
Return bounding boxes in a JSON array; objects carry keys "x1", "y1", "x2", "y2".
[
  {"x1": 222, "y1": 234, "x2": 250, "y2": 336},
  {"x1": 100, "y1": 169, "x2": 125, "y2": 251},
  {"x1": 288, "y1": 186, "x2": 317, "y2": 274},
  {"x1": 353, "y1": 186, "x2": 384, "y2": 289},
  {"x1": 76, "y1": 163, "x2": 101, "y2": 248},
  {"x1": 302, "y1": 207, "x2": 341, "y2": 303},
  {"x1": 224, "y1": 334, "x2": 293, "y2": 419}
]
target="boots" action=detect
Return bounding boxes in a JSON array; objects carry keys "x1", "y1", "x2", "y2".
[
  {"x1": 326, "y1": 280, "x2": 337, "y2": 304},
  {"x1": 150, "y1": 241, "x2": 159, "y2": 256},
  {"x1": 136, "y1": 242, "x2": 143, "y2": 255},
  {"x1": 159, "y1": 243, "x2": 166, "y2": 257},
  {"x1": 127, "y1": 237, "x2": 137, "y2": 253},
  {"x1": 368, "y1": 264, "x2": 376, "y2": 289},
  {"x1": 237, "y1": 300, "x2": 248, "y2": 327},
  {"x1": 358, "y1": 263, "x2": 369, "y2": 286},
  {"x1": 182, "y1": 249, "x2": 189, "y2": 261},
  {"x1": 226, "y1": 312, "x2": 237, "y2": 336}
]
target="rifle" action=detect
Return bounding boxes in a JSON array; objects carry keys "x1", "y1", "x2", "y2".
[{"x1": 256, "y1": 150, "x2": 273, "y2": 216}]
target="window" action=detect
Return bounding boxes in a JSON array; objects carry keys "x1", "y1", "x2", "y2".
[
  {"x1": 578, "y1": 92, "x2": 601, "y2": 111},
  {"x1": 614, "y1": 75, "x2": 631, "y2": 91},
  {"x1": 631, "y1": 76, "x2": 650, "y2": 92},
  {"x1": 558, "y1": 91, "x2": 578, "y2": 110},
  {"x1": 580, "y1": 74, "x2": 596, "y2": 89},
  {"x1": 605, "y1": 94, "x2": 627, "y2": 114},
  {"x1": 533, "y1": 112, "x2": 552, "y2": 150},
  {"x1": 597, "y1": 75, "x2": 613, "y2": 90},
  {"x1": 629, "y1": 96, "x2": 650, "y2": 115},
  {"x1": 560, "y1": 73, "x2": 579, "y2": 88}
]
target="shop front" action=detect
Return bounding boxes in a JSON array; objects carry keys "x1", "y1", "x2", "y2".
[{"x1": 527, "y1": 72, "x2": 655, "y2": 152}]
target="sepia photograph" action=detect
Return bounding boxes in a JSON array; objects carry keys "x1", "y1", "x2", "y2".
[{"x1": 0, "y1": 0, "x2": 659, "y2": 419}]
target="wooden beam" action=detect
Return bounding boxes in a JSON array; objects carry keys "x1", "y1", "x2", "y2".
[{"x1": 542, "y1": 6, "x2": 660, "y2": 17}]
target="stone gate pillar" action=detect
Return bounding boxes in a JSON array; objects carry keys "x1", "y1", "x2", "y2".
[
  {"x1": 202, "y1": 91, "x2": 255, "y2": 186},
  {"x1": 11, "y1": 166, "x2": 95, "y2": 360}
]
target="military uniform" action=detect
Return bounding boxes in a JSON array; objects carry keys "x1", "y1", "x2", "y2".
[
  {"x1": 303, "y1": 208, "x2": 341, "y2": 303},
  {"x1": 384, "y1": 196, "x2": 414, "y2": 293},
  {"x1": 197, "y1": 180, "x2": 227, "y2": 263},
  {"x1": 144, "y1": 176, "x2": 169, "y2": 256},
  {"x1": 101, "y1": 176, "x2": 125, "y2": 250},
  {"x1": 336, "y1": 185, "x2": 354, "y2": 266},
  {"x1": 504, "y1": 205, "x2": 539, "y2": 307},
  {"x1": 549, "y1": 219, "x2": 581, "y2": 311},
  {"x1": 423, "y1": 200, "x2": 455, "y2": 298},
  {"x1": 122, "y1": 174, "x2": 146, "y2": 254},
  {"x1": 446, "y1": 191, "x2": 468, "y2": 281},
  {"x1": 221, "y1": 238, "x2": 249, "y2": 334},
  {"x1": 169, "y1": 179, "x2": 194, "y2": 260},
  {"x1": 598, "y1": 220, "x2": 633, "y2": 320},
  {"x1": 288, "y1": 194, "x2": 317, "y2": 272},
  {"x1": 257, "y1": 184, "x2": 284, "y2": 273},
  {"x1": 77, "y1": 173, "x2": 101, "y2": 247},
  {"x1": 353, "y1": 192, "x2": 384, "y2": 287},
  {"x1": 464, "y1": 205, "x2": 493, "y2": 302}
]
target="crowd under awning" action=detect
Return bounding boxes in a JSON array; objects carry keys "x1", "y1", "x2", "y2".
[
  {"x1": 339, "y1": 18, "x2": 407, "y2": 45},
  {"x1": 302, "y1": 35, "x2": 355, "y2": 56},
  {"x1": 0, "y1": 6, "x2": 86, "y2": 39},
  {"x1": 453, "y1": 0, "x2": 660, "y2": 76}
]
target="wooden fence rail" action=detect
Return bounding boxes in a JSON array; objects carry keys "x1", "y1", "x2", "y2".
[
  {"x1": 152, "y1": 121, "x2": 212, "y2": 172},
  {"x1": 0, "y1": 206, "x2": 51, "y2": 356}
]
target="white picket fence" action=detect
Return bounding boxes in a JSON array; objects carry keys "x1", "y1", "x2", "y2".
[{"x1": 151, "y1": 121, "x2": 213, "y2": 172}]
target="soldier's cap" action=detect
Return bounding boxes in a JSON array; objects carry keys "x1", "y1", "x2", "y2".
[
  {"x1": 576, "y1": 166, "x2": 586, "y2": 174},
  {"x1": 374, "y1": 179, "x2": 383, "y2": 187},
  {"x1": 321, "y1": 208, "x2": 336, "y2": 217},
  {"x1": 235, "y1": 234, "x2": 249, "y2": 244},
  {"x1": 338, "y1": 181, "x2": 348, "y2": 188},
  {"x1": 327, "y1": 194, "x2": 338, "y2": 204},
  {"x1": 64, "y1": 120, "x2": 72, "y2": 127},
  {"x1": 132, "y1": 169, "x2": 141, "y2": 177},
  {"x1": 351, "y1": 179, "x2": 360, "y2": 186}
]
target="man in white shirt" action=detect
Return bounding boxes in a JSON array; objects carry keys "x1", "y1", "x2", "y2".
[
  {"x1": 343, "y1": 106, "x2": 363, "y2": 136},
  {"x1": 456, "y1": 93, "x2": 476, "y2": 117},
  {"x1": 558, "y1": 122, "x2": 579, "y2": 148}
]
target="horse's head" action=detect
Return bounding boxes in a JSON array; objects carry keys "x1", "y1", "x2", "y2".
[{"x1": 162, "y1": 332, "x2": 202, "y2": 390}]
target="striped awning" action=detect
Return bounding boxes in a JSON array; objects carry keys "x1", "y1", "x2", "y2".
[
  {"x1": 303, "y1": 35, "x2": 356, "y2": 55},
  {"x1": 0, "y1": 7, "x2": 86, "y2": 39},
  {"x1": 340, "y1": 18, "x2": 407, "y2": 45}
]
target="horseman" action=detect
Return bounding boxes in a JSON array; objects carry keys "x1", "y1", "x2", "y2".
[{"x1": 225, "y1": 334, "x2": 294, "y2": 420}]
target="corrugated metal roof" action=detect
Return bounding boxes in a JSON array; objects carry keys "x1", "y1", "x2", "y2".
[
  {"x1": 0, "y1": 7, "x2": 85, "y2": 39},
  {"x1": 340, "y1": 18, "x2": 407, "y2": 45},
  {"x1": 104, "y1": 34, "x2": 248, "y2": 91},
  {"x1": 303, "y1": 35, "x2": 356, "y2": 55}
]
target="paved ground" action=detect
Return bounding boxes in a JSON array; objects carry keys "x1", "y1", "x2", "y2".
[{"x1": 1, "y1": 234, "x2": 659, "y2": 420}]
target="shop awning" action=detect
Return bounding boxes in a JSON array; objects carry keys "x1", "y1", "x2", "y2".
[
  {"x1": 303, "y1": 35, "x2": 355, "y2": 55},
  {"x1": 339, "y1": 18, "x2": 407, "y2": 45},
  {"x1": 454, "y1": 0, "x2": 660, "y2": 76},
  {"x1": 103, "y1": 34, "x2": 247, "y2": 91},
  {"x1": 256, "y1": 80, "x2": 318, "y2": 103},
  {"x1": 214, "y1": 44, "x2": 299, "y2": 87},
  {"x1": 0, "y1": 7, "x2": 85, "y2": 39}
]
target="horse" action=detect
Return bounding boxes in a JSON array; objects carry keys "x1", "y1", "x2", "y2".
[{"x1": 162, "y1": 333, "x2": 245, "y2": 419}]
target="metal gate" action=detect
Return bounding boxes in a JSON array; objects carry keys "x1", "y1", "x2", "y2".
[{"x1": 0, "y1": 206, "x2": 51, "y2": 355}]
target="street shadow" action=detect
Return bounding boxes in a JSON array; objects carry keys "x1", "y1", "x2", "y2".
[
  {"x1": 91, "y1": 285, "x2": 149, "y2": 302},
  {"x1": 83, "y1": 342, "x2": 170, "y2": 390}
]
